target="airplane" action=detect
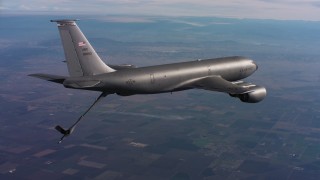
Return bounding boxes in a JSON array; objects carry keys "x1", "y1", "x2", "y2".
[{"x1": 29, "y1": 19, "x2": 266, "y2": 143}]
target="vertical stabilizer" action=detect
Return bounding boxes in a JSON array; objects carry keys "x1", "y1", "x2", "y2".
[{"x1": 51, "y1": 19, "x2": 115, "y2": 77}]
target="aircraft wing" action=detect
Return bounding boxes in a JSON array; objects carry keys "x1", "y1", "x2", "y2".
[{"x1": 189, "y1": 75, "x2": 256, "y2": 94}]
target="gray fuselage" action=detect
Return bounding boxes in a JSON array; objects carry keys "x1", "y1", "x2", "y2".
[{"x1": 63, "y1": 56, "x2": 257, "y2": 95}]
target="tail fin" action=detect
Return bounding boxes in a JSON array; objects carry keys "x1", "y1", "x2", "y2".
[{"x1": 51, "y1": 19, "x2": 115, "y2": 77}]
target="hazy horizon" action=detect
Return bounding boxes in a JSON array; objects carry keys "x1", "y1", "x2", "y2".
[{"x1": 1, "y1": 0, "x2": 320, "y2": 21}]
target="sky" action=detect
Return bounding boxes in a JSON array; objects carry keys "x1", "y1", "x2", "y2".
[{"x1": 1, "y1": 0, "x2": 320, "y2": 21}]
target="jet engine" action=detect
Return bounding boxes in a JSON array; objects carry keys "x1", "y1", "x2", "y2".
[{"x1": 230, "y1": 86, "x2": 266, "y2": 103}]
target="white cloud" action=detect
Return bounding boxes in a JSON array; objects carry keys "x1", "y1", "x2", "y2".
[{"x1": 2, "y1": 0, "x2": 320, "y2": 21}]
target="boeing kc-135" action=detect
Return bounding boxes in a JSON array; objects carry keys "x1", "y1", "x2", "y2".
[{"x1": 29, "y1": 19, "x2": 266, "y2": 143}]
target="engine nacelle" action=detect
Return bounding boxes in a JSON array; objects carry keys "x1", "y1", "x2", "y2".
[{"x1": 230, "y1": 86, "x2": 267, "y2": 103}]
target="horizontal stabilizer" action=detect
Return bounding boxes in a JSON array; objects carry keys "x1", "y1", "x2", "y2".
[
  {"x1": 108, "y1": 64, "x2": 136, "y2": 70},
  {"x1": 63, "y1": 79, "x2": 101, "y2": 88},
  {"x1": 29, "y1": 73, "x2": 66, "y2": 84}
]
